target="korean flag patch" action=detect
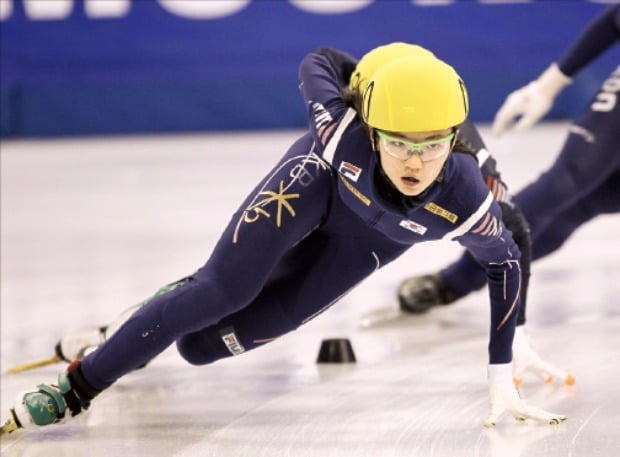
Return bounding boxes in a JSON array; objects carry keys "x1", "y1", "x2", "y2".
[
  {"x1": 339, "y1": 161, "x2": 362, "y2": 182},
  {"x1": 399, "y1": 219, "x2": 428, "y2": 235}
]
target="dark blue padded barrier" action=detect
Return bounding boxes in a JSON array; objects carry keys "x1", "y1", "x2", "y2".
[{"x1": 1, "y1": 0, "x2": 617, "y2": 137}]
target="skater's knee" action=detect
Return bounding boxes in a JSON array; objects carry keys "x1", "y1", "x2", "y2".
[{"x1": 176, "y1": 327, "x2": 239, "y2": 365}]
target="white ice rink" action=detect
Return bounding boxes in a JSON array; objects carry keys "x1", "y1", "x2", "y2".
[{"x1": 1, "y1": 123, "x2": 619, "y2": 456}]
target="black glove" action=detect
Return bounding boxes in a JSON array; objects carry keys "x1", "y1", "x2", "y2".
[{"x1": 315, "y1": 46, "x2": 358, "y2": 86}]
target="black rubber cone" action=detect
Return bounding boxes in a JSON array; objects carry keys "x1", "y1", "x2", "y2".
[{"x1": 316, "y1": 338, "x2": 356, "y2": 363}]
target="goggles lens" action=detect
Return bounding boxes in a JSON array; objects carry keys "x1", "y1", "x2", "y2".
[{"x1": 377, "y1": 130, "x2": 455, "y2": 162}]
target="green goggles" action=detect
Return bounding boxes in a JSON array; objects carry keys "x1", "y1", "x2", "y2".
[{"x1": 377, "y1": 130, "x2": 455, "y2": 162}]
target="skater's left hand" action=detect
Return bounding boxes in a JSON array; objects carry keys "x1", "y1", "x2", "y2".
[
  {"x1": 512, "y1": 326, "x2": 575, "y2": 387},
  {"x1": 484, "y1": 363, "x2": 567, "y2": 427},
  {"x1": 484, "y1": 381, "x2": 567, "y2": 427}
]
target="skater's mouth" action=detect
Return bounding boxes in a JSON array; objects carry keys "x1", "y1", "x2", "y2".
[{"x1": 401, "y1": 176, "x2": 420, "y2": 187}]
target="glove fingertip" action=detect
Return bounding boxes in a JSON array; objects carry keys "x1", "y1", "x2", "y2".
[
  {"x1": 549, "y1": 415, "x2": 567, "y2": 425},
  {"x1": 493, "y1": 116, "x2": 514, "y2": 137},
  {"x1": 513, "y1": 118, "x2": 532, "y2": 132},
  {"x1": 491, "y1": 126, "x2": 505, "y2": 138}
]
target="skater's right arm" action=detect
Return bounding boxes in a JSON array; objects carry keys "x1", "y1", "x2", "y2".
[
  {"x1": 492, "y1": 4, "x2": 620, "y2": 135},
  {"x1": 298, "y1": 52, "x2": 356, "y2": 151}
]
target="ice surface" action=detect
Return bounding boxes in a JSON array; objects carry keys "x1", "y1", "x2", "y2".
[{"x1": 1, "y1": 123, "x2": 618, "y2": 456}]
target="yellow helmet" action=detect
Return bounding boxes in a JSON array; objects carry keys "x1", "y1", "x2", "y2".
[
  {"x1": 362, "y1": 54, "x2": 469, "y2": 132},
  {"x1": 349, "y1": 42, "x2": 435, "y2": 93}
]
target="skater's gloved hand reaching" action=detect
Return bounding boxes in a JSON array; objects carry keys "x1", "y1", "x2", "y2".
[
  {"x1": 484, "y1": 363, "x2": 567, "y2": 427},
  {"x1": 512, "y1": 326, "x2": 575, "y2": 387},
  {"x1": 492, "y1": 64, "x2": 572, "y2": 136}
]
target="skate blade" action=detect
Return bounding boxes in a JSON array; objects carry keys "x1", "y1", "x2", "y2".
[
  {"x1": 360, "y1": 305, "x2": 403, "y2": 329},
  {"x1": 0, "y1": 410, "x2": 21, "y2": 436},
  {"x1": 6, "y1": 355, "x2": 62, "y2": 374}
]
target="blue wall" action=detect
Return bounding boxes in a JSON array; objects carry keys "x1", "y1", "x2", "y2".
[{"x1": 1, "y1": 0, "x2": 617, "y2": 137}]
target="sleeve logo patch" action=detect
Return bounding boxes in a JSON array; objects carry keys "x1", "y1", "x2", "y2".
[
  {"x1": 220, "y1": 327, "x2": 246, "y2": 356},
  {"x1": 339, "y1": 175, "x2": 371, "y2": 206},
  {"x1": 424, "y1": 202, "x2": 458, "y2": 223}
]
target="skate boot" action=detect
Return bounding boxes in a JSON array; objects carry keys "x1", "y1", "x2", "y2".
[
  {"x1": 398, "y1": 273, "x2": 460, "y2": 314},
  {"x1": 6, "y1": 327, "x2": 108, "y2": 374},
  {"x1": 8, "y1": 325, "x2": 114, "y2": 374},
  {"x1": 7, "y1": 278, "x2": 192, "y2": 375},
  {"x1": 55, "y1": 277, "x2": 191, "y2": 363},
  {"x1": 2, "y1": 361, "x2": 100, "y2": 434},
  {"x1": 55, "y1": 326, "x2": 108, "y2": 362}
]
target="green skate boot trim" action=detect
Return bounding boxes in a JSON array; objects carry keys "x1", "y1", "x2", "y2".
[
  {"x1": 22, "y1": 386, "x2": 66, "y2": 426},
  {"x1": 36, "y1": 384, "x2": 67, "y2": 417}
]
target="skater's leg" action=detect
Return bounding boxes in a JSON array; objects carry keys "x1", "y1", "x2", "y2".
[
  {"x1": 7, "y1": 135, "x2": 333, "y2": 430},
  {"x1": 80, "y1": 136, "x2": 333, "y2": 391},
  {"x1": 531, "y1": 169, "x2": 620, "y2": 260},
  {"x1": 177, "y1": 204, "x2": 409, "y2": 365}
]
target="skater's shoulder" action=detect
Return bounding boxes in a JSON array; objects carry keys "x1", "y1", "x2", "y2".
[{"x1": 440, "y1": 153, "x2": 490, "y2": 209}]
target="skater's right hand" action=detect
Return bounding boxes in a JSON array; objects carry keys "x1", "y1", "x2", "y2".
[
  {"x1": 512, "y1": 326, "x2": 575, "y2": 387},
  {"x1": 492, "y1": 64, "x2": 571, "y2": 136},
  {"x1": 314, "y1": 46, "x2": 358, "y2": 86}
]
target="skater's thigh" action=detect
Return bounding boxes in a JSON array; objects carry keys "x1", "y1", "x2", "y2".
[{"x1": 177, "y1": 221, "x2": 408, "y2": 364}]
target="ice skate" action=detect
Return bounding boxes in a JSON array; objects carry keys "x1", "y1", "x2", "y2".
[
  {"x1": 55, "y1": 326, "x2": 108, "y2": 362},
  {"x1": 1, "y1": 361, "x2": 99, "y2": 435},
  {"x1": 53, "y1": 283, "x2": 179, "y2": 363},
  {"x1": 5, "y1": 326, "x2": 107, "y2": 374},
  {"x1": 397, "y1": 273, "x2": 460, "y2": 314},
  {"x1": 5, "y1": 327, "x2": 105, "y2": 374},
  {"x1": 7, "y1": 278, "x2": 190, "y2": 374},
  {"x1": 361, "y1": 273, "x2": 460, "y2": 328}
]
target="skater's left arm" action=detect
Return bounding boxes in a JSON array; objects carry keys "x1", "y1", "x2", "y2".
[
  {"x1": 454, "y1": 197, "x2": 567, "y2": 426},
  {"x1": 456, "y1": 197, "x2": 521, "y2": 366},
  {"x1": 456, "y1": 195, "x2": 574, "y2": 387}
]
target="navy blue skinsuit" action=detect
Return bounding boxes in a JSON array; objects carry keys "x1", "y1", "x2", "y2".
[
  {"x1": 440, "y1": 4, "x2": 620, "y2": 303},
  {"x1": 80, "y1": 52, "x2": 523, "y2": 391}
]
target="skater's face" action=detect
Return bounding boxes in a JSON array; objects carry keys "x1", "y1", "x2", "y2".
[{"x1": 376, "y1": 128, "x2": 454, "y2": 196}]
